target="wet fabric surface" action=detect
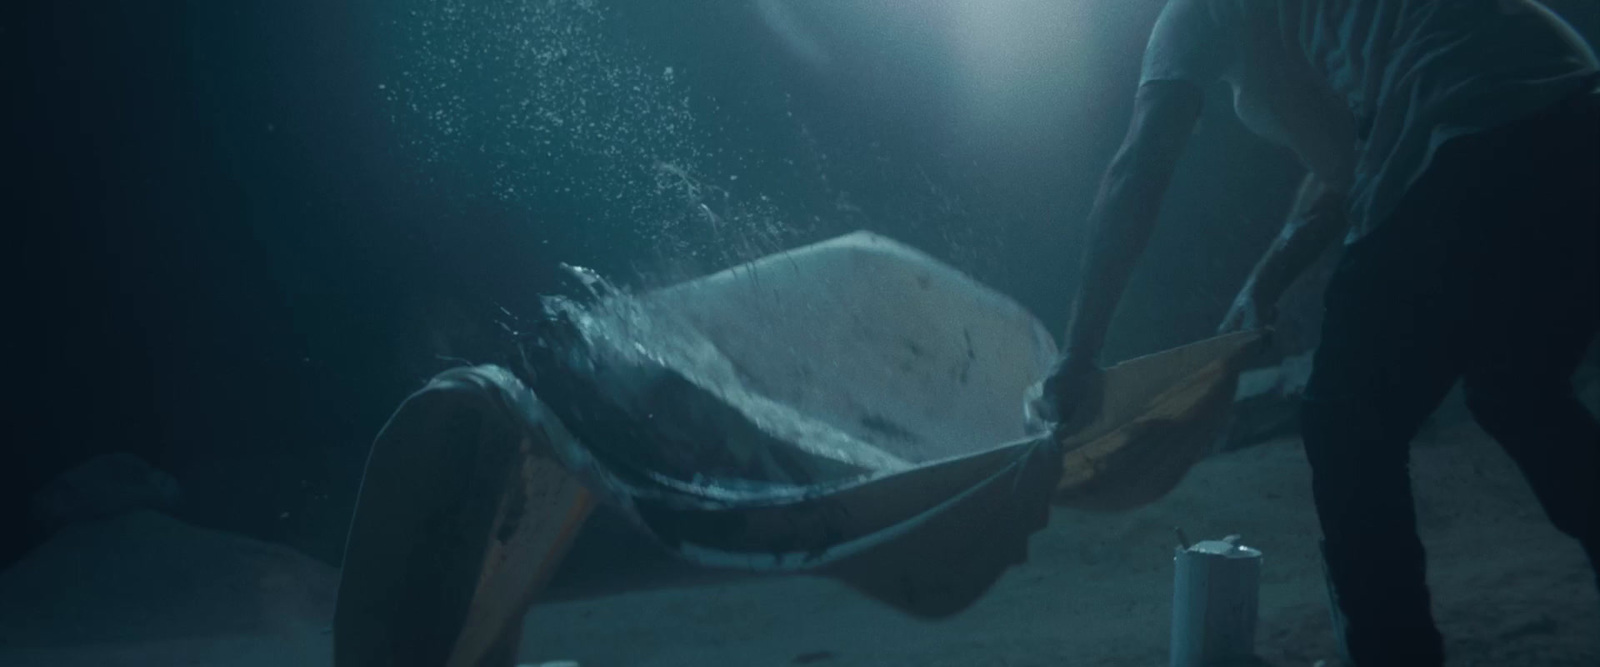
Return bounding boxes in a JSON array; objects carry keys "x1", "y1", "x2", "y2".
[{"x1": 508, "y1": 233, "x2": 1066, "y2": 617}]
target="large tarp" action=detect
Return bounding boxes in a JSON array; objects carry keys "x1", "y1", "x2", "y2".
[{"x1": 512, "y1": 232, "x2": 1261, "y2": 617}]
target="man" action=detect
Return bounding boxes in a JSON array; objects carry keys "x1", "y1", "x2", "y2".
[{"x1": 1039, "y1": 1, "x2": 1600, "y2": 664}]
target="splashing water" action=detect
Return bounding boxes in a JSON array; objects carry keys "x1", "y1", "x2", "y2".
[
  {"x1": 384, "y1": 0, "x2": 805, "y2": 275},
  {"x1": 536, "y1": 260, "x2": 915, "y2": 485}
]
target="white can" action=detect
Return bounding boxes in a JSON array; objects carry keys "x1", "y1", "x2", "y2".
[{"x1": 1170, "y1": 534, "x2": 1262, "y2": 667}]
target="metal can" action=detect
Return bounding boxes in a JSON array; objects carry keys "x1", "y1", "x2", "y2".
[{"x1": 1170, "y1": 534, "x2": 1262, "y2": 667}]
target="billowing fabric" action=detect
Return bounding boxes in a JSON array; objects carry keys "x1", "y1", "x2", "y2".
[
  {"x1": 512, "y1": 232, "x2": 1065, "y2": 617},
  {"x1": 1141, "y1": 0, "x2": 1598, "y2": 241}
]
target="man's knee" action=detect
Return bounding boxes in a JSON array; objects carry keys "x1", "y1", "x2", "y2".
[
  {"x1": 1300, "y1": 396, "x2": 1416, "y2": 536},
  {"x1": 1300, "y1": 394, "x2": 1421, "y2": 464},
  {"x1": 1464, "y1": 373, "x2": 1600, "y2": 543},
  {"x1": 1301, "y1": 397, "x2": 1367, "y2": 475},
  {"x1": 1462, "y1": 372, "x2": 1574, "y2": 426}
]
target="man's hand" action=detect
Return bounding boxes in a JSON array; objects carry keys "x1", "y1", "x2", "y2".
[
  {"x1": 1027, "y1": 354, "x2": 1106, "y2": 438},
  {"x1": 1218, "y1": 283, "x2": 1277, "y2": 334}
]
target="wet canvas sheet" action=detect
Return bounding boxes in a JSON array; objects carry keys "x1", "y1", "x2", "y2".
[{"x1": 517, "y1": 232, "x2": 1066, "y2": 617}]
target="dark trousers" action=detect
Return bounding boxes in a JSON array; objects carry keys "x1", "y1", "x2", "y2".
[{"x1": 1302, "y1": 89, "x2": 1600, "y2": 666}]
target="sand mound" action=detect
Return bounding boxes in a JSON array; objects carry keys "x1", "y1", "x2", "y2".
[{"x1": 0, "y1": 511, "x2": 335, "y2": 667}]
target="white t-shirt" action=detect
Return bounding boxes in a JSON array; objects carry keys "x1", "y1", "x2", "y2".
[{"x1": 1141, "y1": 0, "x2": 1599, "y2": 242}]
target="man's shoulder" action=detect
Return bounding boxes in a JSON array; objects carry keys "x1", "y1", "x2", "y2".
[{"x1": 1142, "y1": 0, "x2": 1241, "y2": 86}]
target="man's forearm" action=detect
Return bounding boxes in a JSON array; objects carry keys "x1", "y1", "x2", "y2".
[
  {"x1": 1063, "y1": 164, "x2": 1173, "y2": 363},
  {"x1": 1239, "y1": 175, "x2": 1347, "y2": 309},
  {"x1": 1062, "y1": 82, "x2": 1204, "y2": 364}
]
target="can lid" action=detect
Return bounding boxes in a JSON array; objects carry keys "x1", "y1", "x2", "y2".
[{"x1": 1185, "y1": 534, "x2": 1262, "y2": 558}]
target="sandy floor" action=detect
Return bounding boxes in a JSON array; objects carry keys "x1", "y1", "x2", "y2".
[{"x1": 2, "y1": 419, "x2": 1594, "y2": 667}]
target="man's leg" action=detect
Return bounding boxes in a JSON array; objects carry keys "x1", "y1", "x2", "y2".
[
  {"x1": 1461, "y1": 99, "x2": 1600, "y2": 582},
  {"x1": 1302, "y1": 349, "x2": 1457, "y2": 664},
  {"x1": 1465, "y1": 354, "x2": 1600, "y2": 575},
  {"x1": 1300, "y1": 211, "x2": 1470, "y2": 665}
]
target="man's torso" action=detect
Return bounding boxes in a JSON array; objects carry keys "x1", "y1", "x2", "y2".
[{"x1": 1142, "y1": 0, "x2": 1599, "y2": 239}]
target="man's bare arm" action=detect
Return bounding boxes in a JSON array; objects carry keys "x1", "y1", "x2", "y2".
[
  {"x1": 1219, "y1": 174, "x2": 1348, "y2": 333},
  {"x1": 1061, "y1": 80, "x2": 1206, "y2": 366}
]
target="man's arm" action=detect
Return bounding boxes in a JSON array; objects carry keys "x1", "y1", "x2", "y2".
[
  {"x1": 1060, "y1": 80, "x2": 1206, "y2": 366},
  {"x1": 1218, "y1": 174, "x2": 1348, "y2": 333},
  {"x1": 1034, "y1": 80, "x2": 1203, "y2": 428}
]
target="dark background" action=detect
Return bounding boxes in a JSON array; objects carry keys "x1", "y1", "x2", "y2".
[{"x1": 9, "y1": 0, "x2": 1599, "y2": 568}]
